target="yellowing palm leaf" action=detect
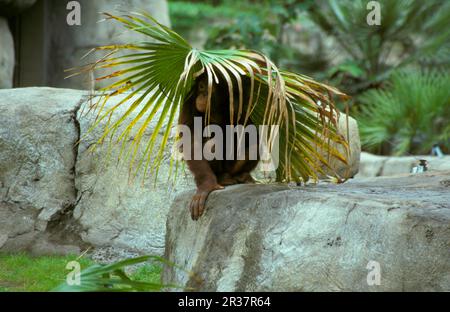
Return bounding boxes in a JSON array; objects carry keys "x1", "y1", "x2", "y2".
[{"x1": 72, "y1": 11, "x2": 349, "y2": 183}]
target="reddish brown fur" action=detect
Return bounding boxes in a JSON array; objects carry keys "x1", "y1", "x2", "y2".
[{"x1": 179, "y1": 75, "x2": 259, "y2": 220}]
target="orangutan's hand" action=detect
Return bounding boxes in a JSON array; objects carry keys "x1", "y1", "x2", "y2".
[{"x1": 190, "y1": 183, "x2": 224, "y2": 220}]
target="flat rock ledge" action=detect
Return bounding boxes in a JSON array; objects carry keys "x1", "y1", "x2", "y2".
[{"x1": 163, "y1": 171, "x2": 450, "y2": 291}]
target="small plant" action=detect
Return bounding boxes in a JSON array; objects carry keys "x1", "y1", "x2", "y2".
[
  {"x1": 53, "y1": 255, "x2": 176, "y2": 292},
  {"x1": 308, "y1": 0, "x2": 450, "y2": 95},
  {"x1": 357, "y1": 70, "x2": 450, "y2": 155}
]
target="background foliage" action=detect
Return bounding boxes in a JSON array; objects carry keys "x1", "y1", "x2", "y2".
[
  {"x1": 307, "y1": 0, "x2": 450, "y2": 95},
  {"x1": 357, "y1": 70, "x2": 450, "y2": 155}
]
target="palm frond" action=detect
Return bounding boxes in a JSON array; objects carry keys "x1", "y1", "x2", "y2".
[{"x1": 71, "y1": 11, "x2": 349, "y2": 183}]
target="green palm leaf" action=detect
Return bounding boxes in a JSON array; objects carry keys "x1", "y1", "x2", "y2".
[
  {"x1": 72, "y1": 11, "x2": 349, "y2": 183},
  {"x1": 52, "y1": 255, "x2": 181, "y2": 292}
]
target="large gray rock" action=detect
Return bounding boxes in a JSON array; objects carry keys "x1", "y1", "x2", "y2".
[
  {"x1": 0, "y1": 18, "x2": 14, "y2": 89},
  {"x1": 0, "y1": 87, "x2": 83, "y2": 254},
  {"x1": 358, "y1": 152, "x2": 450, "y2": 178},
  {"x1": 163, "y1": 171, "x2": 450, "y2": 291},
  {"x1": 0, "y1": 87, "x2": 192, "y2": 255}
]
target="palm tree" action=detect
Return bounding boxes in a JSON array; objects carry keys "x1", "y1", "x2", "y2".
[{"x1": 72, "y1": 11, "x2": 349, "y2": 184}]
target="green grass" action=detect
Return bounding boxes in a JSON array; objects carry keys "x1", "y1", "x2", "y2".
[
  {"x1": 0, "y1": 253, "x2": 162, "y2": 292},
  {"x1": 131, "y1": 263, "x2": 162, "y2": 283}
]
